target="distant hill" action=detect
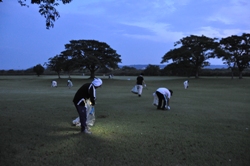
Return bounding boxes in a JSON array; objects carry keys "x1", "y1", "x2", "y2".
[{"x1": 119, "y1": 64, "x2": 228, "y2": 70}]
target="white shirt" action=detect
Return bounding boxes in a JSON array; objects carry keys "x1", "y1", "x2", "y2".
[
  {"x1": 52, "y1": 81, "x2": 57, "y2": 87},
  {"x1": 156, "y1": 88, "x2": 171, "y2": 98}
]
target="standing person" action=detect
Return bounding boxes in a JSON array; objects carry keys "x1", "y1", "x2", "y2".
[
  {"x1": 184, "y1": 80, "x2": 189, "y2": 89},
  {"x1": 136, "y1": 73, "x2": 146, "y2": 97},
  {"x1": 155, "y1": 87, "x2": 173, "y2": 110},
  {"x1": 67, "y1": 79, "x2": 73, "y2": 88},
  {"x1": 73, "y1": 78, "x2": 102, "y2": 134}
]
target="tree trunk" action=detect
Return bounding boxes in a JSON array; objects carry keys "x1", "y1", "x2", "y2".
[
  {"x1": 195, "y1": 71, "x2": 199, "y2": 78},
  {"x1": 231, "y1": 69, "x2": 234, "y2": 79},
  {"x1": 90, "y1": 70, "x2": 95, "y2": 79},
  {"x1": 57, "y1": 72, "x2": 61, "y2": 79},
  {"x1": 68, "y1": 71, "x2": 71, "y2": 79},
  {"x1": 239, "y1": 71, "x2": 243, "y2": 79}
]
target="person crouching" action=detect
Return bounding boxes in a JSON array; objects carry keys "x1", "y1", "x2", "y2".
[{"x1": 184, "y1": 80, "x2": 189, "y2": 89}]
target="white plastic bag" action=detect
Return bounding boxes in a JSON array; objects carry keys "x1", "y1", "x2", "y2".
[
  {"x1": 72, "y1": 99, "x2": 96, "y2": 127},
  {"x1": 152, "y1": 92, "x2": 158, "y2": 106},
  {"x1": 131, "y1": 85, "x2": 138, "y2": 94},
  {"x1": 152, "y1": 93, "x2": 170, "y2": 109},
  {"x1": 86, "y1": 106, "x2": 95, "y2": 126}
]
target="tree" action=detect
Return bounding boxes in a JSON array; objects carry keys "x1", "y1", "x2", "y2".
[
  {"x1": 121, "y1": 66, "x2": 137, "y2": 71},
  {"x1": 162, "y1": 61, "x2": 194, "y2": 77},
  {"x1": 143, "y1": 64, "x2": 160, "y2": 76},
  {"x1": 7, "y1": 0, "x2": 73, "y2": 29},
  {"x1": 161, "y1": 35, "x2": 219, "y2": 78},
  {"x1": 46, "y1": 54, "x2": 66, "y2": 78},
  {"x1": 119, "y1": 66, "x2": 138, "y2": 76},
  {"x1": 216, "y1": 33, "x2": 250, "y2": 79},
  {"x1": 33, "y1": 64, "x2": 45, "y2": 76},
  {"x1": 61, "y1": 58, "x2": 77, "y2": 78},
  {"x1": 61, "y1": 40, "x2": 122, "y2": 78}
]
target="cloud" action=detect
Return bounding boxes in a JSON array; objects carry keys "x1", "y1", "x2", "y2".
[
  {"x1": 207, "y1": 0, "x2": 250, "y2": 26},
  {"x1": 191, "y1": 26, "x2": 250, "y2": 39},
  {"x1": 120, "y1": 21, "x2": 184, "y2": 43}
]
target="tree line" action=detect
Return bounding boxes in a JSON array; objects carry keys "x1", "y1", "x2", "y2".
[
  {"x1": 161, "y1": 33, "x2": 250, "y2": 79},
  {"x1": 42, "y1": 33, "x2": 249, "y2": 79},
  {"x1": 1, "y1": 64, "x2": 250, "y2": 79}
]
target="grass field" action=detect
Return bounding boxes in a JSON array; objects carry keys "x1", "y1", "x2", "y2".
[{"x1": 0, "y1": 75, "x2": 250, "y2": 166}]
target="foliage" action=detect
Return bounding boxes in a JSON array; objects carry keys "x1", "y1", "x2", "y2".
[
  {"x1": 16, "y1": 0, "x2": 73, "y2": 29},
  {"x1": 61, "y1": 39, "x2": 122, "y2": 78},
  {"x1": 216, "y1": 33, "x2": 250, "y2": 79},
  {"x1": 46, "y1": 55, "x2": 66, "y2": 78},
  {"x1": 161, "y1": 35, "x2": 219, "y2": 78},
  {"x1": 121, "y1": 66, "x2": 137, "y2": 71},
  {"x1": 162, "y1": 62, "x2": 194, "y2": 77},
  {"x1": 33, "y1": 64, "x2": 45, "y2": 76},
  {"x1": 143, "y1": 64, "x2": 161, "y2": 76}
]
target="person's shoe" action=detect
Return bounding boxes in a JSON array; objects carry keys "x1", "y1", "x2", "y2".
[
  {"x1": 138, "y1": 95, "x2": 141, "y2": 97},
  {"x1": 83, "y1": 129, "x2": 92, "y2": 134},
  {"x1": 157, "y1": 108, "x2": 161, "y2": 110}
]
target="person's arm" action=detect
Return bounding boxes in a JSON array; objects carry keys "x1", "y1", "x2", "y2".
[
  {"x1": 143, "y1": 77, "x2": 146, "y2": 87},
  {"x1": 89, "y1": 86, "x2": 96, "y2": 106},
  {"x1": 166, "y1": 91, "x2": 170, "y2": 107},
  {"x1": 143, "y1": 80, "x2": 146, "y2": 87},
  {"x1": 167, "y1": 98, "x2": 170, "y2": 107}
]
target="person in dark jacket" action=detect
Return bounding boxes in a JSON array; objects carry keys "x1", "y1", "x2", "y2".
[
  {"x1": 73, "y1": 78, "x2": 102, "y2": 134},
  {"x1": 136, "y1": 73, "x2": 146, "y2": 97}
]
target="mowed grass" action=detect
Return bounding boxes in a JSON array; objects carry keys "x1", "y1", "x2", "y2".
[{"x1": 0, "y1": 75, "x2": 249, "y2": 166}]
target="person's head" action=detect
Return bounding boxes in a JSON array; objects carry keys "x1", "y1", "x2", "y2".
[
  {"x1": 92, "y1": 78, "x2": 103, "y2": 88},
  {"x1": 169, "y1": 89, "x2": 173, "y2": 96},
  {"x1": 140, "y1": 73, "x2": 144, "y2": 76}
]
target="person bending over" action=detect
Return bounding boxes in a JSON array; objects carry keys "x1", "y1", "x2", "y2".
[
  {"x1": 73, "y1": 78, "x2": 102, "y2": 134},
  {"x1": 155, "y1": 87, "x2": 173, "y2": 110}
]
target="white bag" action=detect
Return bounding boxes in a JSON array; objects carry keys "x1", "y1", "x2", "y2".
[
  {"x1": 131, "y1": 85, "x2": 138, "y2": 94},
  {"x1": 86, "y1": 106, "x2": 95, "y2": 126},
  {"x1": 152, "y1": 93, "x2": 169, "y2": 109},
  {"x1": 72, "y1": 99, "x2": 96, "y2": 127},
  {"x1": 152, "y1": 92, "x2": 158, "y2": 106}
]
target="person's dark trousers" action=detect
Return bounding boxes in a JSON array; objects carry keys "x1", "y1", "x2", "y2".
[
  {"x1": 156, "y1": 91, "x2": 166, "y2": 109},
  {"x1": 76, "y1": 105, "x2": 87, "y2": 132}
]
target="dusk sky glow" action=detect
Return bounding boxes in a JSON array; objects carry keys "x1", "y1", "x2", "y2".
[{"x1": 0, "y1": 0, "x2": 250, "y2": 69}]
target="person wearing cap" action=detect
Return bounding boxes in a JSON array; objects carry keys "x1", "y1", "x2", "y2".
[
  {"x1": 155, "y1": 87, "x2": 173, "y2": 110},
  {"x1": 136, "y1": 73, "x2": 146, "y2": 97},
  {"x1": 72, "y1": 78, "x2": 102, "y2": 134}
]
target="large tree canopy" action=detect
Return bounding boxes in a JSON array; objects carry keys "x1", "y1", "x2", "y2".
[
  {"x1": 46, "y1": 55, "x2": 67, "y2": 78},
  {"x1": 60, "y1": 39, "x2": 122, "y2": 78},
  {"x1": 33, "y1": 64, "x2": 45, "y2": 76},
  {"x1": 143, "y1": 64, "x2": 160, "y2": 76},
  {"x1": 161, "y1": 35, "x2": 218, "y2": 78},
  {"x1": 11, "y1": 0, "x2": 73, "y2": 29},
  {"x1": 216, "y1": 33, "x2": 250, "y2": 79}
]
